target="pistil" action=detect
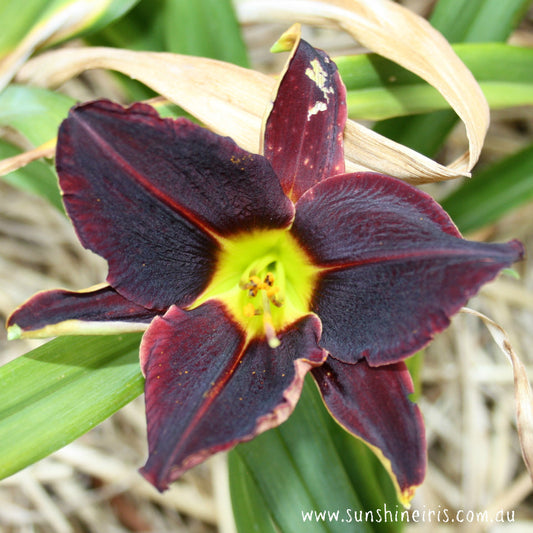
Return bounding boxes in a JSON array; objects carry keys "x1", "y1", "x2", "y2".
[{"x1": 261, "y1": 290, "x2": 281, "y2": 349}]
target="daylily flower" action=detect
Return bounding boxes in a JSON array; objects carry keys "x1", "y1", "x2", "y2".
[{"x1": 6, "y1": 34, "x2": 524, "y2": 505}]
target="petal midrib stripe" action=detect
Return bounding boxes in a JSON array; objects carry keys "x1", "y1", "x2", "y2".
[
  {"x1": 318, "y1": 245, "x2": 507, "y2": 272},
  {"x1": 80, "y1": 118, "x2": 224, "y2": 242}
]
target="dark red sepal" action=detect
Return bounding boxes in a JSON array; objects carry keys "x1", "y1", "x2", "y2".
[
  {"x1": 263, "y1": 39, "x2": 347, "y2": 201},
  {"x1": 292, "y1": 173, "x2": 525, "y2": 365},
  {"x1": 312, "y1": 356, "x2": 426, "y2": 505},
  {"x1": 139, "y1": 301, "x2": 325, "y2": 491},
  {"x1": 7, "y1": 285, "x2": 162, "y2": 332},
  {"x1": 56, "y1": 100, "x2": 294, "y2": 309}
]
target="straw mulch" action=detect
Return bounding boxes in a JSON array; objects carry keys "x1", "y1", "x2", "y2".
[{"x1": 1, "y1": 5, "x2": 533, "y2": 532}]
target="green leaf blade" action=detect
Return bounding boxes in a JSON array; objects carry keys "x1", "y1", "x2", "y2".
[
  {"x1": 0, "y1": 334, "x2": 143, "y2": 480},
  {"x1": 442, "y1": 143, "x2": 533, "y2": 233},
  {"x1": 230, "y1": 376, "x2": 403, "y2": 533},
  {"x1": 229, "y1": 451, "x2": 280, "y2": 533},
  {"x1": 430, "y1": 0, "x2": 532, "y2": 43},
  {"x1": 0, "y1": 84, "x2": 75, "y2": 147},
  {"x1": 0, "y1": 0, "x2": 48, "y2": 57},
  {"x1": 164, "y1": 0, "x2": 249, "y2": 67},
  {"x1": 338, "y1": 44, "x2": 533, "y2": 121}
]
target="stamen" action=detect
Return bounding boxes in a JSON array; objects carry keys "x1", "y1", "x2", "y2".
[
  {"x1": 264, "y1": 272, "x2": 275, "y2": 287},
  {"x1": 239, "y1": 255, "x2": 277, "y2": 289},
  {"x1": 266, "y1": 285, "x2": 282, "y2": 307},
  {"x1": 245, "y1": 275, "x2": 262, "y2": 297},
  {"x1": 240, "y1": 267, "x2": 284, "y2": 349}
]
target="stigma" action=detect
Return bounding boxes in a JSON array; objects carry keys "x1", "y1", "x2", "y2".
[{"x1": 240, "y1": 272, "x2": 283, "y2": 349}]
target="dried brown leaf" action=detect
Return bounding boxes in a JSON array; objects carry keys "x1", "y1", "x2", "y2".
[
  {"x1": 238, "y1": 0, "x2": 489, "y2": 175},
  {"x1": 343, "y1": 121, "x2": 467, "y2": 182},
  {"x1": 461, "y1": 308, "x2": 533, "y2": 483},
  {"x1": 0, "y1": 143, "x2": 56, "y2": 177},
  {"x1": 16, "y1": 46, "x2": 466, "y2": 184},
  {"x1": 17, "y1": 47, "x2": 270, "y2": 155}
]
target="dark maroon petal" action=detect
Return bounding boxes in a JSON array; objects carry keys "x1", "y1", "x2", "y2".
[
  {"x1": 312, "y1": 356, "x2": 426, "y2": 506},
  {"x1": 263, "y1": 38, "x2": 346, "y2": 201},
  {"x1": 139, "y1": 301, "x2": 325, "y2": 491},
  {"x1": 56, "y1": 100, "x2": 294, "y2": 309},
  {"x1": 292, "y1": 173, "x2": 524, "y2": 365},
  {"x1": 7, "y1": 285, "x2": 161, "y2": 338}
]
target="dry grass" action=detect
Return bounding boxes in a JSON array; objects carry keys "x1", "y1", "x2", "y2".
[{"x1": 1, "y1": 5, "x2": 533, "y2": 532}]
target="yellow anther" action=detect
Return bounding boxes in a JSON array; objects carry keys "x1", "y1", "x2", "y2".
[
  {"x1": 264, "y1": 272, "x2": 275, "y2": 286},
  {"x1": 245, "y1": 275, "x2": 262, "y2": 297},
  {"x1": 243, "y1": 302, "x2": 256, "y2": 317},
  {"x1": 266, "y1": 286, "x2": 283, "y2": 307},
  {"x1": 266, "y1": 285, "x2": 279, "y2": 297},
  {"x1": 249, "y1": 275, "x2": 262, "y2": 286}
]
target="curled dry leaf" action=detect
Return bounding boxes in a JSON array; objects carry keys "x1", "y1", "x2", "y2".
[
  {"x1": 12, "y1": 0, "x2": 488, "y2": 183},
  {"x1": 14, "y1": 47, "x2": 466, "y2": 184},
  {"x1": 343, "y1": 121, "x2": 468, "y2": 182},
  {"x1": 0, "y1": 142, "x2": 56, "y2": 177},
  {"x1": 461, "y1": 308, "x2": 533, "y2": 481},
  {"x1": 237, "y1": 0, "x2": 489, "y2": 176},
  {"x1": 18, "y1": 47, "x2": 270, "y2": 156}
]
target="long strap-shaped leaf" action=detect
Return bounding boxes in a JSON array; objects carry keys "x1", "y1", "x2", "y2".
[
  {"x1": 337, "y1": 44, "x2": 533, "y2": 120},
  {"x1": 13, "y1": 48, "x2": 466, "y2": 184},
  {"x1": 230, "y1": 376, "x2": 379, "y2": 533},
  {"x1": 442, "y1": 142, "x2": 533, "y2": 233},
  {"x1": 0, "y1": 334, "x2": 143, "y2": 479},
  {"x1": 0, "y1": 0, "x2": 140, "y2": 91}
]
